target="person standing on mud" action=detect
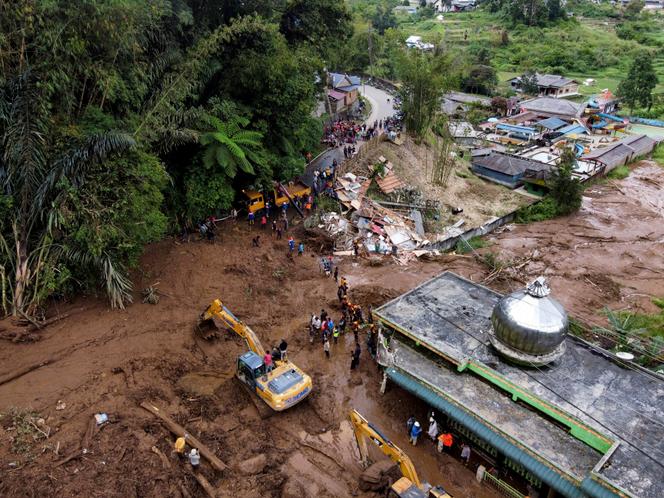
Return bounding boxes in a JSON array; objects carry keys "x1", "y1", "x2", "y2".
[
  {"x1": 288, "y1": 236, "x2": 295, "y2": 253},
  {"x1": 410, "y1": 421, "x2": 422, "y2": 446},
  {"x1": 407, "y1": 415, "x2": 416, "y2": 436},
  {"x1": 248, "y1": 211, "x2": 255, "y2": 227},
  {"x1": 324, "y1": 337, "x2": 330, "y2": 359},
  {"x1": 333, "y1": 266, "x2": 339, "y2": 283},
  {"x1": 271, "y1": 219, "x2": 277, "y2": 236},
  {"x1": 260, "y1": 214, "x2": 267, "y2": 230},
  {"x1": 350, "y1": 342, "x2": 361, "y2": 370},
  {"x1": 352, "y1": 320, "x2": 360, "y2": 344},
  {"x1": 461, "y1": 443, "x2": 471, "y2": 466}
]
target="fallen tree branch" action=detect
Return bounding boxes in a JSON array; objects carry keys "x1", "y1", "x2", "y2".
[
  {"x1": 191, "y1": 471, "x2": 217, "y2": 498},
  {"x1": 139, "y1": 401, "x2": 228, "y2": 472},
  {"x1": 0, "y1": 357, "x2": 57, "y2": 387},
  {"x1": 151, "y1": 445, "x2": 172, "y2": 469}
]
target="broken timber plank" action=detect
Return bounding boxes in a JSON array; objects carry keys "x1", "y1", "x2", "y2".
[{"x1": 140, "y1": 401, "x2": 228, "y2": 472}]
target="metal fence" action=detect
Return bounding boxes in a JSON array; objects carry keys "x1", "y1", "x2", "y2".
[{"x1": 482, "y1": 470, "x2": 526, "y2": 498}]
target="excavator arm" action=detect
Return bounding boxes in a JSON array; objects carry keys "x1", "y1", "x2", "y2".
[
  {"x1": 199, "y1": 299, "x2": 266, "y2": 357},
  {"x1": 350, "y1": 409, "x2": 422, "y2": 489}
]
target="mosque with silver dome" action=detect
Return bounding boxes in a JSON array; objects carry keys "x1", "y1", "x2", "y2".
[{"x1": 374, "y1": 271, "x2": 664, "y2": 498}]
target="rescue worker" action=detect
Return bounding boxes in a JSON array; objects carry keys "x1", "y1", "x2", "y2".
[
  {"x1": 427, "y1": 417, "x2": 438, "y2": 440},
  {"x1": 263, "y1": 351, "x2": 273, "y2": 373},
  {"x1": 461, "y1": 443, "x2": 471, "y2": 465},
  {"x1": 188, "y1": 448, "x2": 200, "y2": 468},
  {"x1": 410, "y1": 421, "x2": 422, "y2": 446},
  {"x1": 248, "y1": 211, "x2": 255, "y2": 226},
  {"x1": 174, "y1": 435, "x2": 187, "y2": 458},
  {"x1": 279, "y1": 339, "x2": 288, "y2": 360},
  {"x1": 437, "y1": 432, "x2": 454, "y2": 453},
  {"x1": 406, "y1": 415, "x2": 415, "y2": 436},
  {"x1": 350, "y1": 342, "x2": 361, "y2": 370}
]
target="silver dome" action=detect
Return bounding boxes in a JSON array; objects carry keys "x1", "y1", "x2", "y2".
[{"x1": 490, "y1": 277, "x2": 568, "y2": 366}]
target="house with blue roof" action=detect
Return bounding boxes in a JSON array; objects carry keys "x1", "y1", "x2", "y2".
[{"x1": 327, "y1": 72, "x2": 362, "y2": 116}]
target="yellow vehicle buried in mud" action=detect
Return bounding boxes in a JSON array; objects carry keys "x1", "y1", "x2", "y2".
[{"x1": 197, "y1": 299, "x2": 312, "y2": 412}]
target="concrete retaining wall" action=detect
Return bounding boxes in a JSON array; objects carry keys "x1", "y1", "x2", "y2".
[{"x1": 428, "y1": 209, "x2": 522, "y2": 252}]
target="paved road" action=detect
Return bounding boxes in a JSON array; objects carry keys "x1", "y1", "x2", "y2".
[
  {"x1": 360, "y1": 84, "x2": 396, "y2": 129},
  {"x1": 303, "y1": 85, "x2": 396, "y2": 186}
]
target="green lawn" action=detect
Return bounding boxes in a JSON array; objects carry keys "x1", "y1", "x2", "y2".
[{"x1": 400, "y1": 10, "x2": 664, "y2": 106}]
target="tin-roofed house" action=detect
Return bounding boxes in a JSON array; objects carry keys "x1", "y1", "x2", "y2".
[
  {"x1": 509, "y1": 73, "x2": 580, "y2": 98},
  {"x1": 471, "y1": 150, "x2": 552, "y2": 188},
  {"x1": 327, "y1": 72, "x2": 361, "y2": 116},
  {"x1": 582, "y1": 134, "x2": 657, "y2": 172},
  {"x1": 519, "y1": 97, "x2": 586, "y2": 121}
]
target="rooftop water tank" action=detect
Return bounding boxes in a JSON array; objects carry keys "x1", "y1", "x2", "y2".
[{"x1": 489, "y1": 277, "x2": 568, "y2": 366}]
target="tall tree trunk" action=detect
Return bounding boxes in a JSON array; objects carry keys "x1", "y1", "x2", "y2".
[
  {"x1": 13, "y1": 241, "x2": 30, "y2": 316},
  {"x1": 11, "y1": 222, "x2": 30, "y2": 316}
]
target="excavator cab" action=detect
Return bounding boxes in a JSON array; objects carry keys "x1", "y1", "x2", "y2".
[
  {"x1": 237, "y1": 351, "x2": 265, "y2": 387},
  {"x1": 388, "y1": 478, "x2": 450, "y2": 498}
]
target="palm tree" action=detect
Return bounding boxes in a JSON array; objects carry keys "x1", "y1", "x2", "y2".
[
  {"x1": 200, "y1": 115, "x2": 267, "y2": 178},
  {"x1": 0, "y1": 71, "x2": 136, "y2": 315}
]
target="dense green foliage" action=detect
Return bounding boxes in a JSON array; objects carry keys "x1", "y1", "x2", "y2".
[
  {"x1": 618, "y1": 53, "x2": 658, "y2": 112},
  {"x1": 549, "y1": 149, "x2": 583, "y2": 215},
  {"x1": 397, "y1": 51, "x2": 452, "y2": 137},
  {"x1": 0, "y1": 0, "x2": 350, "y2": 314}
]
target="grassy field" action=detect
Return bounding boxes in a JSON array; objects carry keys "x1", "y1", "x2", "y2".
[{"x1": 397, "y1": 10, "x2": 664, "y2": 101}]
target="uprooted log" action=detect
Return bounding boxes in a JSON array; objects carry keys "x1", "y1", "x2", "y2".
[
  {"x1": 139, "y1": 401, "x2": 228, "y2": 472},
  {"x1": 0, "y1": 357, "x2": 57, "y2": 387},
  {"x1": 191, "y1": 471, "x2": 217, "y2": 498}
]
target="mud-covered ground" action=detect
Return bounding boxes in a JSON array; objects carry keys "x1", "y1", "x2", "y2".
[
  {"x1": 0, "y1": 218, "x2": 495, "y2": 498},
  {"x1": 0, "y1": 161, "x2": 662, "y2": 498}
]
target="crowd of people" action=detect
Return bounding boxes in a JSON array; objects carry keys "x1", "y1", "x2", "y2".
[
  {"x1": 406, "y1": 412, "x2": 473, "y2": 467},
  {"x1": 306, "y1": 271, "x2": 379, "y2": 374},
  {"x1": 322, "y1": 120, "x2": 363, "y2": 148}
]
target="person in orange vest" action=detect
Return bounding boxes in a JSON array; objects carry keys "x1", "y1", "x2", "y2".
[{"x1": 437, "y1": 431, "x2": 454, "y2": 453}]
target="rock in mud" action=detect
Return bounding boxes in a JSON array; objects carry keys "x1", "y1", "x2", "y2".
[{"x1": 238, "y1": 453, "x2": 267, "y2": 475}]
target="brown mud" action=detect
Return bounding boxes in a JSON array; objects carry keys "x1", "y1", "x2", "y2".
[{"x1": 0, "y1": 161, "x2": 662, "y2": 497}]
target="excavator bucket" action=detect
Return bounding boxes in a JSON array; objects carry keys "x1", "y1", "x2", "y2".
[{"x1": 195, "y1": 316, "x2": 219, "y2": 341}]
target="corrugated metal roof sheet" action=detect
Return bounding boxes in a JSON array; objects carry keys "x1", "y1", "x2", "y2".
[
  {"x1": 472, "y1": 152, "x2": 550, "y2": 176},
  {"x1": 328, "y1": 89, "x2": 346, "y2": 101},
  {"x1": 521, "y1": 97, "x2": 585, "y2": 117},
  {"x1": 536, "y1": 117, "x2": 568, "y2": 130}
]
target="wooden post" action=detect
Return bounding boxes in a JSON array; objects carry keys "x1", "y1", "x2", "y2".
[{"x1": 140, "y1": 401, "x2": 228, "y2": 472}]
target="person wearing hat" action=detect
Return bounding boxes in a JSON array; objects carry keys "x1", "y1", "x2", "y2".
[
  {"x1": 409, "y1": 420, "x2": 422, "y2": 446},
  {"x1": 188, "y1": 448, "x2": 200, "y2": 468},
  {"x1": 174, "y1": 435, "x2": 187, "y2": 457}
]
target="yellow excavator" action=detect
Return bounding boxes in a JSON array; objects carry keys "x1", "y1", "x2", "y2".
[
  {"x1": 198, "y1": 299, "x2": 312, "y2": 411},
  {"x1": 350, "y1": 410, "x2": 452, "y2": 498}
]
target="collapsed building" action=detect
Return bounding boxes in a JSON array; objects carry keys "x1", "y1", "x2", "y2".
[{"x1": 374, "y1": 272, "x2": 664, "y2": 498}]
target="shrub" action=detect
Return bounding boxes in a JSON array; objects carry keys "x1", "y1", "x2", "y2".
[
  {"x1": 455, "y1": 236, "x2": 488, "y2": 254},
  {"x1": 515, "y1": 197, "x2": 558, "y2": 223},
  {"x1": 607, "y1": 165, "x2": 630, "y2": 180}
]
